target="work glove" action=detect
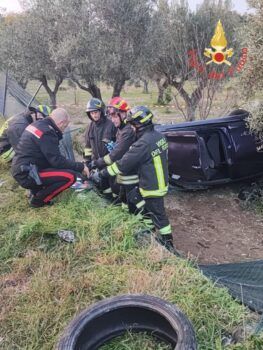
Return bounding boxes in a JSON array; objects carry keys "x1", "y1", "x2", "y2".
[
  {"x1": 106, "y1": 141, "x2": 116, "y2": 152},
  {"x1": 89, "y1": 169, "x2": 101, "y2": 185},
  {"x1": 87, "y1": 160, "x2": 97, "y2": 171}
]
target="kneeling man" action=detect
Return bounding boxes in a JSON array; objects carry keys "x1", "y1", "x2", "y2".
[{"x1": 12, "y1": 108, "x2": 89, "y2": 207}]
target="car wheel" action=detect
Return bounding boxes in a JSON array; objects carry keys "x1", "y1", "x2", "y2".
[{"x1": 57, "y1": 294, "x2": 197, "y2": 350}]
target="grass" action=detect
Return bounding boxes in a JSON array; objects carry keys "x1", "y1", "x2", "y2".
[
  {"x1": 99, "y1": 333, "x2": 172, "y2": 350},
  {"x1": 0, "y1": 163, "x2": 263, "y2": 349}
]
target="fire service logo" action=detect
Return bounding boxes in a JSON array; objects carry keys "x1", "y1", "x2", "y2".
[
  {"x1": 204, "y1": 20, "x2": 233, "y2": 66},
  {"x1": 188, "y1": 20, "x2": 248, "y2": 80}
]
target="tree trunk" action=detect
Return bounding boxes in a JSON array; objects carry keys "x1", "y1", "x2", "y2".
[
  {"x1": 89, "y1": 84, "x2": 102, "y2": 100},
  {"x1": 172, "y1": 79, "x2": 207, "y2": 121},
  {"x1": 156, "y1": 78, "x2": 164, "y2": 104},
  {"x1": 142, "y1": 79, "x2": 149, "y2": 94},
  {"x1": 155, "y1": 77, "x2": 168, "y2": 104},
  {"x1": 186, "y1": 102, "x2": 197, "y2": 122},
  {"x1": 40, "y1": 74, "x2": 64, "y2": 109},
  {"x1": 48, "y1": 91, "x2": 57, "y2": 110},
  {"x1": 112, "y1": 78, "x2": 126, "y2": 97},
  {"x1": 73, "y1": 79, "x2": 102, "y2": 100}
]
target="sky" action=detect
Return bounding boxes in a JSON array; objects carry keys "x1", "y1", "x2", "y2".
[
  {"x1": 0, "y1": 0, "x2": 23, "y2": 13},
  {"x1": 0, "y1": 0, "x2": 251, "y2": 14},
  {"x1": 188, "y1": 0, "x2": 250, "y2": 14}
]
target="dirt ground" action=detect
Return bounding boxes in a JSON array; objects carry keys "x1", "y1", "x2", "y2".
[{"x1": 167, "y1": 184, "x2": 263, "y2": 264}]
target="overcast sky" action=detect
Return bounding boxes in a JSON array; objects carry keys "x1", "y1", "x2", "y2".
[
  {"x1": 0, "y1": 0, "x2": 22, "y2": 13},
  {"x1": 0, "y1": 0, "x2": 251, "y2": 14},
  {"x1": 188, "y1": 0, "x2": 250, "y2": 13}
]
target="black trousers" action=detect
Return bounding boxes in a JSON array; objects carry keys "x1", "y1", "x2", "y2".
[
  {"x1": 143, "y1": 197, "x2": 170, "y2": 232},
  {"x1": 123, "y1": 184, "x2": 138, "y2": 213},
  {"x1": 14, "y1": 168, "x2": 77, "y2": 203}
]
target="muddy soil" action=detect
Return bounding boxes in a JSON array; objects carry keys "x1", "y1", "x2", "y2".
[{"x1": 167, "y1": 185, "x2": 263, "y2": 264}]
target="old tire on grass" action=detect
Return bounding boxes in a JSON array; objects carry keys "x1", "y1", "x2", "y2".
[{"x1": 57, "y1": 294, "x2": 197, "y2": 350}]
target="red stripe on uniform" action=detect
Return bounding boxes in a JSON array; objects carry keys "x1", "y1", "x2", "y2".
[
  {"x1": 39, "y1": 171, "x2": 75, "y2": 202},
  {"x1": 26, "y1": 125, "x2": 44, "y2": 139}
]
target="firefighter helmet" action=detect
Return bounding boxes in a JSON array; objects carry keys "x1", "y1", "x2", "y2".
[
  {"x1": 28, "y1": 105, "x2": 51, "y2": 118},
  {"x1": 36, "y1": 105, "x2": 51, "y2": 117},
  {"x1": 86, "y1": 98, "x2": 105, "y2": 121},
  {"x1": 86, "y1": 98, "x2": 104, "y2": 113},
  {"x1": 107, "y1": 97, "x2": 130, "y2": 112},
  {"x1": 126, "y1": 106, "x2": 153, "y2": 127}
]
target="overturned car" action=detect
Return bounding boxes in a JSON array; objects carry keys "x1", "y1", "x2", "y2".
[{"x1": 156, "y1": 110, "x2": 263, "y2": 189}]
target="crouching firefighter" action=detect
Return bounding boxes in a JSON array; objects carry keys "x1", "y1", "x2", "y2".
[
  {"x1": 11, "y1": 108, "x2": 89, "y2": 208},
  {"x1": 0, "y1": 105, "x2": 51, "y2": 163},
  {"x1": 96, "y1": 106, "x2": 173, "y2": 249},
  {"x1": 89, "y1": 97, "x2": 138, "y2": 210},
  {"x1": 84, "y1": 98, "x2": 116, "y2": 197}
]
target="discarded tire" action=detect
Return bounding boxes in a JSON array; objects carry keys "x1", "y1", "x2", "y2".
[{"x1": 57, "y1": 294, "x2": 197, "y2": 350}]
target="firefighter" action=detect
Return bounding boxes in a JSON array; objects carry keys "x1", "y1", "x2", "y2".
[
  {"x1": 84, "y1": 97, "x2": 116, "y2": 196},
  {"x1": 0, "y1": 105, "x2": 51, "y2": 162},
  {"x1": 90, "y1": 97, "x2": 138, "y2": 209},
  {"x1": 97, "y1": 106, "x2": 173, "y2": 249},
  {"x1": 11, "y1": 108, "x2": 89, "y2": 208}
]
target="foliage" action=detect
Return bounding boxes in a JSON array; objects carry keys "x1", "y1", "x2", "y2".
[
  {"x1": 248, "y1": 102, "x2": 263, "y2": 139},
  {"x1": 241, "y1": 0, "x2": 263, "y2": 136},
  {"x1": 147, "y1": 0, "x2": 243, "y2": 120},
  {"x1": 0, "y1": 1, "x2": 69, "y2": 107},
  {"x1": 90, "y1": 0, "x2": 153, "y2": 97},
  {"x1": 0, "y1": 0, "x2": 246, "y2": 115},
  {"x1": 241, "y1": 0, "x2": 263, "y2": 98}
]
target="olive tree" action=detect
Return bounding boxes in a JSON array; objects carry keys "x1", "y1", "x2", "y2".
[
  {"x1": 91, "y1": 0, "x2": 154, "y2": 97},
  {"x1": 51, "y1": 0, "x2": 103, "y2": 100},
  {"x1": 0, "y1": 0, "x2": 72, "y2": 107},
  {"x1": 148, "y1": 0, "x2": 243, "y2": 120},
  {"x1": 241, "y1": 0, "x2": 263, "y2": 138}
]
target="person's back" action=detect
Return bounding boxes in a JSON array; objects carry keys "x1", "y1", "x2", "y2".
[
  {"x1": 132, "y1": 125, "x2": 169, "y2": 197},
  {"x1": 12, "y1": 108, "x2": 89, "y2": 208},
  {"x1": 12, "y1": 117, "x2": 58, "y2": 175},
  {"x1": 0, "y1": 112, "x2": 29, "y2": 161},
  {"x1": 0, "y1": 105, "x2": 51, "y2": 162}
]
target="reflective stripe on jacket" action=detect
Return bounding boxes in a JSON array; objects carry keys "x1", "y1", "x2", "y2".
[
  {"x1": 12, "y1": 117, "x2": 84, "y2": 177},
  {"x1": 107, "y1": 125, "x2": 169, "y2": 197}
]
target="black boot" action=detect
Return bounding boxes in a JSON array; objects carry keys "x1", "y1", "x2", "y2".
[
  {"x1": 29, "y1": 196, "x2": 53, "y2": 208},
  {"x1": 157, "y1": 234, "x2": 174, "y2": 252}
]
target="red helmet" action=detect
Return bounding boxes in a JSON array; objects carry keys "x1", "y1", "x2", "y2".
[{"x1": 107, "y1": 97, "x2": 130, "y2": 112}]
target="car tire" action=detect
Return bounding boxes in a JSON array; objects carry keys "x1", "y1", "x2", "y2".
[{"x1": 57, "y1": 294, "x2": 197, "y2": 350}]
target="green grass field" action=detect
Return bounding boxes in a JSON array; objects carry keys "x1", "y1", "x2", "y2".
[
  {"x1": 1, "y1": 81, "x2": 263, "y2": 349},
  {"x1": 0, "y1": 162, "x2": 263, "y2": 349}
]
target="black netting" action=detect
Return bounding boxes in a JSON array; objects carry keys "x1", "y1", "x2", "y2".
[
  {"x1": 59, "y1": 127, "x2": 75, "y2": 161},
  {"x1": 200, "y1": 260, "x2": 263, "y2": 313}
]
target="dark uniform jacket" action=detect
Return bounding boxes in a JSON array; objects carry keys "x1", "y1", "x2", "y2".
[
  {"x1": 12, "y1": 117, "x2": 84, "y2": 177},
  {"x1": 0, "y1": 112, "x2": 33, "y2": 154},
  {"x1": 96, "y1": 123, "x2": 137, "y2": 186},
  {"x1": 84, "y1": 116, "x2": 116, "y2": 161},
  {"x1": 107, "y1": 125, "x2": 169, "y2": 197},
  {"x1": 97, "y1": 123, "x2": 135, "y2": 167}
]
